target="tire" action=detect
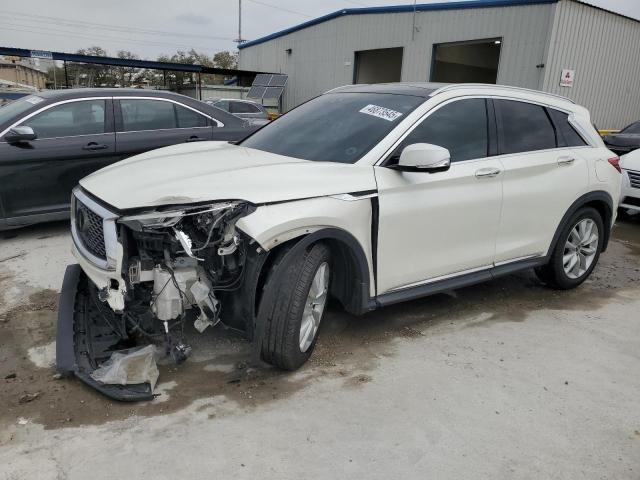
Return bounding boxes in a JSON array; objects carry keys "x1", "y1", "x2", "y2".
[
  {"x1": 258, "y1": 242, "x2": 331, "y2": 370},
  {"x1": 535, "y1": 207, "x2": 604, "y2": 289}
]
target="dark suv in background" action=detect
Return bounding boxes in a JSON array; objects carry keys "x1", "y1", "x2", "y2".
[{"x1": 0, "y1": 89, "x2": 257, "y2": 229}]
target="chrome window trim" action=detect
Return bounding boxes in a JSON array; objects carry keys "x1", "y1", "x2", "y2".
[
  {"x1": 114, "y1": 96, "x2": 224, "y2": 128},
  {"x1": 375, "y1": 94, "x2": 596, "y2": 167},
  {"x1": 0, "y1": 96, "x2": 110, "y2": 141},
  {"x1": 71, "y1": 186, "x2": 119, "y2": 271}
]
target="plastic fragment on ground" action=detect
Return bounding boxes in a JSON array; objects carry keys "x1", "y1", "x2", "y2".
[{"x1": 90, "y1": 345, "x2": 159, "y2": 391}]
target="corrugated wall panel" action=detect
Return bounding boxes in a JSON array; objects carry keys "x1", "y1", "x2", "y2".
[
  {"x1": 239, "y1": 3, "x2": 554, "y2": 111},
  {"x1": 543, "y1": 0, "x2": 640, "y2": 128}
]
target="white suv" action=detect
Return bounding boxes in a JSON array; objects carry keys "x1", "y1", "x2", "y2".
[{"x1": 58, "y1": 83, "x2": 621, "y2": 400}]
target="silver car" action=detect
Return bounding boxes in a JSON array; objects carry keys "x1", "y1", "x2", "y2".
[{"x1": 205, "y1": 98, "x2": 271, "y2": 126}]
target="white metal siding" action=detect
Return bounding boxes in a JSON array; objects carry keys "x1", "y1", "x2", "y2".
[
  {"x1": 543, "y1": 1, "x2": 640, "y2": 128},
  {"x1": 239, "y1": 4, "x2": 555, "y2": 111}
]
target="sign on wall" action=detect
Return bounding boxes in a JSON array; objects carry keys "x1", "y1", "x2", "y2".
[
  {"x1": 30, "y1": 50, "x2": 53, "y2": 60},
  {"x1": 560, "y1": 69, "x2": 575, "y2": 88}
]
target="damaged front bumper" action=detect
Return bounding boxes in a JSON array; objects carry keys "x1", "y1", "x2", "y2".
[{"x1": 56, "y1": 264, "x2": 155, "y2": 402}]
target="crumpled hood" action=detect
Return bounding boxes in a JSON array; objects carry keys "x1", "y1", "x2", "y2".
[{"x1": 80, "y1": 141, "x2": 376, "y2": 210}]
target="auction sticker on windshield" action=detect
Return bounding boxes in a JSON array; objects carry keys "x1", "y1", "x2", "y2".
[
  {"x1": 25, "y1": 96, "x2": 45, "y2": 105},
  {"x1": 359, "y1": 104, "x2": 403, "y2": 122}
]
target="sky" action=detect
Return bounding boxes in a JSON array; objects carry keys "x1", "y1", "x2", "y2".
[{"x1": 0, "y1": 0, "x2": 638, "y2": 60}]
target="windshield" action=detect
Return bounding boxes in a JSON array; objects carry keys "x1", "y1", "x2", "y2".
[
  {"x1": 0, "y1": 95, "x2": 43, "y2": 126},
  {"x1": 240, "y1": 92, "x2": 425, "y2": 163},
  {"x1": 621, "y1": 122, "x2": 640, "y2": 134}
]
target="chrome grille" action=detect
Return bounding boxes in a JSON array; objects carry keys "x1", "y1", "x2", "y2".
[
  {"x1": 74, "y1": 197, "x2": 106, "y2": 260},
  {"x1": 628, "y1": 170, "x2": 640, "y2": 189}
]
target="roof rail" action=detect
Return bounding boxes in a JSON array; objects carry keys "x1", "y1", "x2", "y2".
[{"x1": 430, "y1": 83, "x2": 575, "y2": 104}]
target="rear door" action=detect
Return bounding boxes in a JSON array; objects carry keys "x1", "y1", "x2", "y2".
[
  {"x1": 114, "y1": 98, "x2": 214, "y2": 159},
  {"x1": 0, "y1": 98, "x2": 117, "y2": 222},
  {"x1": 493, "y1": 99, "x2": 589, "y2": 263}
]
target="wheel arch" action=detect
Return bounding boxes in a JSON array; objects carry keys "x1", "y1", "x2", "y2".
[
  {"x1": 548, "y1": 190, "x2": 614, "y2": 256},
  {"x1": 257, "y1": 227, "x2": 375, "y2": 317}
]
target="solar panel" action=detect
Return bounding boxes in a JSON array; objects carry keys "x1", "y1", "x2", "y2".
[
  {"x1": 246, "y1": 86, "x2": 266, "y2": 99},
  {"x1": 263, "y1": 87, "x2": 284, "y2": 100},
  {"x1": 268, "y1": 74, "x2": 288, "y2": 87},
  {"x1": 252, "y1": 74, "x2": 273, "y2": 86}
]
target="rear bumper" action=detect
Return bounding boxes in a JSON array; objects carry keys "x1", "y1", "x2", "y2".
[{"x1": 56, "y1": 264, "x2": 154, "y2": 402}]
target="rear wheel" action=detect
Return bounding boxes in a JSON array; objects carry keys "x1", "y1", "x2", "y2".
[
  {"x1": 258, "y1": 243, "x2": 331, "y2": 370},
  {"x1": 535, "y1": 207, "x2": 604, "y2": 289}
]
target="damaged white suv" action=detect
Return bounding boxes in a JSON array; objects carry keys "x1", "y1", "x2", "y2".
[{"x1": 57, "y1": 83, "x2": 620, "y2": 400}]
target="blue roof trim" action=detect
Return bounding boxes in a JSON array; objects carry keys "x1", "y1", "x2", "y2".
[{"x1": 239, "y1": 0, "x2": 558, "y2": 49}]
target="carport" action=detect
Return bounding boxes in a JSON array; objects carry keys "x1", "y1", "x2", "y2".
[{"x1": 0, "y1": 46, "x2": 270, "y2": 100}]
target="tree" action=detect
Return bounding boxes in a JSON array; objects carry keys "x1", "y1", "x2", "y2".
[
  {"x1": 114, "y1": 50, "x2": 141, "y2": 87},
  {"x1": 213, "y1": 51, "x2": 238, "y2": 70}
]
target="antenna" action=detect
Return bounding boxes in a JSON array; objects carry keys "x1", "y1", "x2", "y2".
[{"x1": 234, "y1": 0, "x2": 245, "y2": 45}]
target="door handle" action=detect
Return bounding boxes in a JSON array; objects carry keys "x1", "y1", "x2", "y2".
[
  {"x1": 82, "y1": 142, "x2": 109, "y2": 151},
  {"x1": 186, "y1": 136, "x2": 202, "y2": 143},
  {"x1": 557, "y1": 156, "x2": 575, "y2": 166},
  {"x1": 475, "y1": 167, "x2": 501, "y2": 178}
]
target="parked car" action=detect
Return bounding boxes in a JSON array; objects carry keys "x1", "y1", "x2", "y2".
[
  {"x1": 58, "y1": 83, "x2": 620, "y2": 400},
  {"x1": 205, "y1": 98, "x2": 271, "y2": 126},
  {"x1": 619, "y1": 148, "x2": 640, "y2": 214},
  {"x1": 0, "y1": 90, "x2": 30, "y2": 107},
  {"x1": 0, "y1": 88, "x2": 257, "y2": 230},
  {"x1": 603, "y1": 121, "x2": 640, "y2": 155}
]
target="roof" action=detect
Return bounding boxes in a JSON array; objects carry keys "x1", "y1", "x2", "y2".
[
  {"x1": 328, "y1": 82, "x2": 446, "y2": 98},
  {"x1": 239, "y1": 0, "x2": 559, "y2": 49},
  {"x1": 31, "y1": 88, "x2": 199, "y2": 100},
  {"x1": 239, "y1": 0, "x2": 639, "y2": 50}
]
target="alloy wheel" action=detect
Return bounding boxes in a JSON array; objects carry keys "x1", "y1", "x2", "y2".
[
  {"x1": 563, "y1": 218, "x2": 599, "y2": 279},
  {"x1": 299, "y1": 262, "x2": 329, "y2": 352}
]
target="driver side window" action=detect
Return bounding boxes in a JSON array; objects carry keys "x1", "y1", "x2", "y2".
[
  {"x1": 20, "y1": 100, "x2": 106, "y2": 139},
  {"x1": 390, "y1": 98, "x2": 489, "y2": 163}
]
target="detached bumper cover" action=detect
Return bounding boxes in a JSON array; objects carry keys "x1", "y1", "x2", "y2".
[{"x1": 56, "y1": 264, "x2": 154, "y2": 402}]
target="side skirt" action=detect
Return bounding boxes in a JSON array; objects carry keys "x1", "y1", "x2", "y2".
[{"x1": 375, "y1": 256, "x2": 547, "y2": 308}]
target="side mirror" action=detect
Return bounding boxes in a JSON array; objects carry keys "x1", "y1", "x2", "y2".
[
  {"x1": 390, "y1": 143, "x2": 451, "y2": 173},
  {"x1": 5, "y1": 126, "x2": 37, "y2": 143}
]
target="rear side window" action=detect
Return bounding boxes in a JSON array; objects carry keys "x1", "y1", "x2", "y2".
[
  {"x1": 393, "y1": 98, "x2": 488, "y2": 162},
  {"x1": 20, "y1": 100, "x2": 105, "y2": 139},
  {"x1": 547, "y1": 109, "x2": 587, "y2": 147},
  {"x1": 175, "y1": 104, "x2": 208, "y2": 128},
  {"x1": 120, "y1": 99, "x2": 176, "y2": 131},
  {"x1": 230, "y1": 101, "x2": 260, "y2": 114},
  {"x1": 495, "y1": 99, "x2": 556, "y2": 154}
]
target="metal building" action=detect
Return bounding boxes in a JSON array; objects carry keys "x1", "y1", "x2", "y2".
[{"x1": 238, "y1": 0, "x2": 640, "y2": 128}]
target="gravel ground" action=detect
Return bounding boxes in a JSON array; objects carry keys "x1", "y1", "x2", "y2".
[{"x1": 0, "y1": 217, "x2": 639, "y2": 479}]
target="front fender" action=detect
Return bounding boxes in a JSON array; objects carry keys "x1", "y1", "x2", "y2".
[{"x1": 236, "y1": 196, "x2": 375, "y2": 296}]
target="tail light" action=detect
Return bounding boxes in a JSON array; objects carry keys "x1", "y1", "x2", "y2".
[
  {"x1": 267, "y1": 112, "x2": 278, "y2": 121},
  {"x1": 607, "y1": 156, "x2": 621, "y2": 173}
]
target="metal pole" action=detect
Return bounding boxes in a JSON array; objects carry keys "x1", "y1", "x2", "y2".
[
  {"x1": 53, "y1": 60, "x2": 57, "y2": 89},
  {"x1": 64, "y1": 60, "x2": 69, "y2": 88},
  {"x1": 198, "y1": 73, "x2": 202, "y2": 100},
  {"x1": 411, "y1": 0, "x2": 417, "y2": 42},
  {"x1": 239, "y1": 0, "x2": 242, "y2": 45}
]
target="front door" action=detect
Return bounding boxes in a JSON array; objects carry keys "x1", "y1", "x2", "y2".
[
  {"x1": 375, "y1": 98, "x2": 503, "y2": 294},
  {"x1": 0, "y1": 98, "x2": 117, "y2": 223}
]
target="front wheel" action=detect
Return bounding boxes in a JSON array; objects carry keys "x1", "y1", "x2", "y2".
[
  {"x1": 259, "y1": 243, "x2": 331, "y2": 370},
  {"x1": 535, "y1": 207, "x2": 604, "y2": 289}
]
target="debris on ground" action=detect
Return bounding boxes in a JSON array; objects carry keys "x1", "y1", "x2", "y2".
[
  {"x1": 4, "y1": 373, "x2": 16, "y2": 379},
  {"x1": 18, "y1": 392, "x2": 40, "y2": 404},
  {"x1": 90, "y1": 345, "x2": 159, "y2": 391}
]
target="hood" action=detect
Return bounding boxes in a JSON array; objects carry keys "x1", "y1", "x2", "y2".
[
  {"x1": 604, "y1": 133, "x2": 640, "y2": 147},
  {"x1": 79, "y1": 141, "x2": 376, "y2": 210}
]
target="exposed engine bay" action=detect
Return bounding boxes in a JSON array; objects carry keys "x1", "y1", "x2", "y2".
[
  {"x1": 58, "y1": 194, "x2": 269, "y2": 400},
  {"x1": 116, "y1": 201, "x2": 256, "y2": 363}
]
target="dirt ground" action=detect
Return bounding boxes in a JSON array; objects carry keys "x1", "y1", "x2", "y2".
[{"x1": 0, "y1": 216, "x2": 639, "y2": 479}]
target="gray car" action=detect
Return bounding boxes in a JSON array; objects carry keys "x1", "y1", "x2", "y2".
[
  {"x1": 0, "y1": 88, "x2": 258, "y2": 229},
  {"x1": 206, "y1": 98, "x2": 271, "y2": 126}
]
